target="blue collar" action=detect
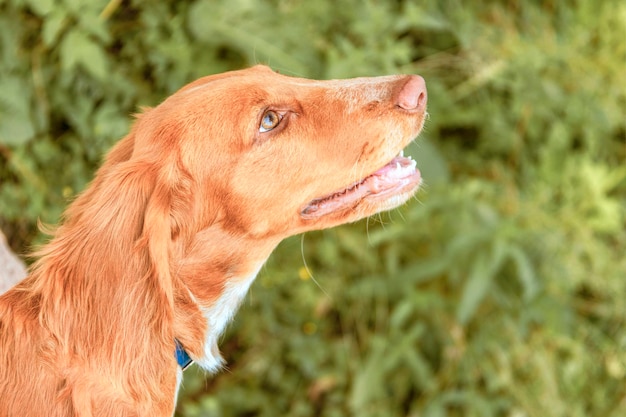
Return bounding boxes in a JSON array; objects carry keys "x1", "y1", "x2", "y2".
[{"x1": 175, "y1": 340, "x2": 193, "y2": 370}]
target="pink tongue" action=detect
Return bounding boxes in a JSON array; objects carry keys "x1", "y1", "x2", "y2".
[
  {"x1": 301, "y1": 155, "x2": 418, "y2": 218},
  {"x1": 345, "y1": 156, "x2": 415, "y2": 196}
]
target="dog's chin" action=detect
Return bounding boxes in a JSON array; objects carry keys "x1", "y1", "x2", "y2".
[{"x1": 300, "y1": 151, "x2": 421, "y2": 222}]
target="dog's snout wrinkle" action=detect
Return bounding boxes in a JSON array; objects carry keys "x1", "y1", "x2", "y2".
[{"x1": 395, "y1": 75, "x2": 427, "y2": 112}]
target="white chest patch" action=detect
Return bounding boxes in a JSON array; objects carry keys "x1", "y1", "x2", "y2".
[
  {"x1": 173, "y1": 367, "x2": 183, "y2": 414},
  {"x1": 193, "y1": 263, "x2": 264, "y2": 372}
]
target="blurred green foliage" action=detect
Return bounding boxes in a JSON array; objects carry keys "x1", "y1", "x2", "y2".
[{"x1": 1, "y1": 0, "x2": 625, "y2": 416}]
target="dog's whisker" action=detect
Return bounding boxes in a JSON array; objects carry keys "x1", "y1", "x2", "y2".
[{"x1": 300, "y1": 234, "x2": 332, "y2": 300}]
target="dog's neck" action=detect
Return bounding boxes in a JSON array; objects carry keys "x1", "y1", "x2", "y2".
[
  {"x1": 192, "y1": 262, "x2": 263, "y2": 371},
  {"x1": 171, "y1": 224, "x2": 281, "y2": 372}
]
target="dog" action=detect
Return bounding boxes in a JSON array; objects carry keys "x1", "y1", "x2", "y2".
[{"x1": 0, "y1": 65, "x2": 427, "y2": 416}]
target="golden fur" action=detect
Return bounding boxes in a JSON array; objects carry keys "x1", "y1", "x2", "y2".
[{"x1": 0, "y1": 65, "x2": 427, "y2": 416}]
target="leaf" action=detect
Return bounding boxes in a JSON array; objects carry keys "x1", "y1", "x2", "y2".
[
  {"x1": 25, "y1": 0, "x2": 55, "y2": 16},
  {"x1": 42, "y1": 9, "x2": 69, "y2": 47},
  {"x1": 423, "y1": 398, "x2": 447, "y2": 417},
  {"x1": 77, "y1": 12, "x2": 111, "y2": 44},
  {"x1": 456, "y1": 252, "x2": 492, "y2": 324},
  {"x1": 403, "y1": 345, "x2": 436, "y2": 391},
  {"x1": 59, "y1": 29, "x2": 109, "y2": 80},
  {"x1": 0, "y1": 113, "x2": 35, "y2": 146},
  {"x1": 389, "y1": 299, "x2": 415, "y2": 329},
  {"x1": 401, "y1": 3, "x2": 450, "y2": 32},
  {"x1": 186, "y1": 0, "x2": 216, "y2": 41},
  {"x1": 348, "y1": 337, "x2": 388, "y2": 413},
  {"x1": 0, "y1": 76, "x2": 35, "y2": 146},
  {"x1": 507, "y1": 245, "x2": 539, "y2": 301},
  {"x1": 456, "y1": 240, "x2": 507, "y2": 324},
  {"x1": 395, "y1": 257, "x2": 449, "y2": 285}
]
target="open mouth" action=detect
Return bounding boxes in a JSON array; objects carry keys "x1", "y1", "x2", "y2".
[{"x1": 301, "y1": 151, "x2": 421, "y2": 219}]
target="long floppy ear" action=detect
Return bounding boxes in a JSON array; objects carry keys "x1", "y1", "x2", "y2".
[{"x1": 141, "y1": 158, "x2": 195, "y2": 312}]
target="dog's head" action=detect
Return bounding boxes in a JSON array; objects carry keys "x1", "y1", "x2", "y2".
[{"x1": 131, "y1": 65, "x2": 427, "y2": 242}]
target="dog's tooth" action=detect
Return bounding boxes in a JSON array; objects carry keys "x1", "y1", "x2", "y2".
[
  {"x1": 395, "y1": 162, "x2": 401, "y2": 170},
  {"x1": 399, "y1": 150, "x2": 404, "y2": 157}
]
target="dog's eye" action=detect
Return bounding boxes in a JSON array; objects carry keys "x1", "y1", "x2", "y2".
[{"x1": 259, "y1": 110, "x2": 282, "y2": 133}]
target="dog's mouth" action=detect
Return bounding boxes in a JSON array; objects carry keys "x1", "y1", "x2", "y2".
[{"x1": 301, "y1": 151, "x2": 421, "y2": 219}]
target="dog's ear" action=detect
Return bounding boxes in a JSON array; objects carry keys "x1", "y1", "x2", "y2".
[{"x1": 141, "y1": 159, "x2": 194, "y2": 311}]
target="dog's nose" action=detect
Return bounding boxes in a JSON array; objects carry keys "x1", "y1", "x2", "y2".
[{"x1": 395, "y1": 75, "x2": 427, "y2": 112}]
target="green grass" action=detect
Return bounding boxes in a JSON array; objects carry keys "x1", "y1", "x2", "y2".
[{"x1": 1, "y1": 0, "x2": 624, "y2": 416}]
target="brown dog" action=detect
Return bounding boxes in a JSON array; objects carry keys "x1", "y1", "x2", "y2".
[{"x1": 0, "y1": 65, "x2": 427, "y2": 416}]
